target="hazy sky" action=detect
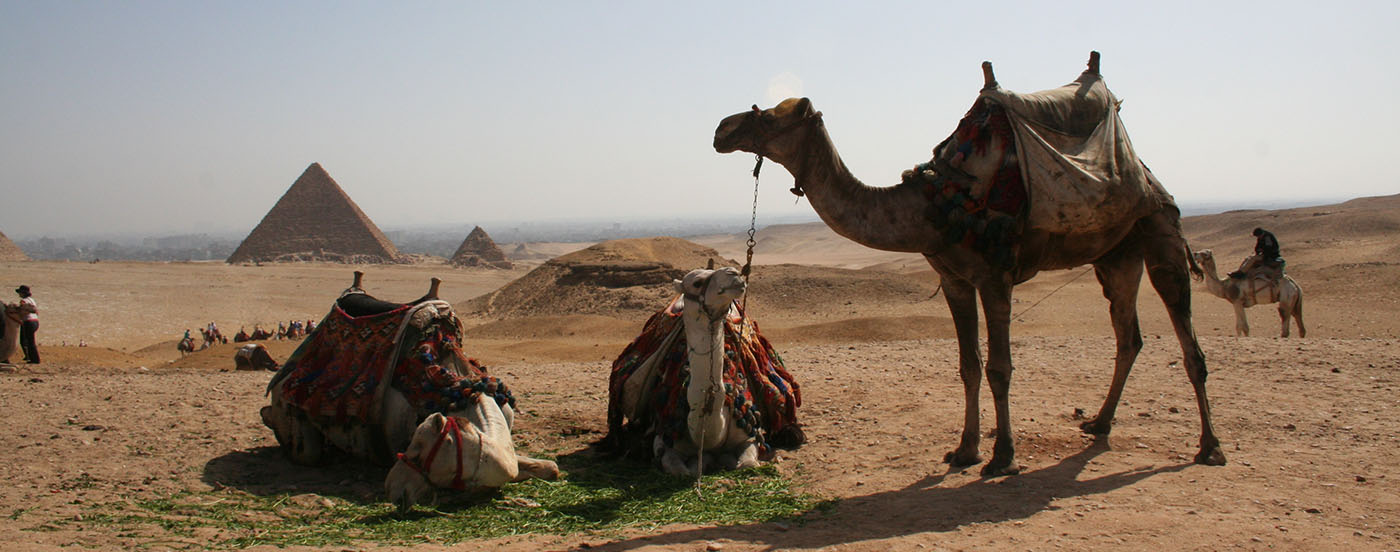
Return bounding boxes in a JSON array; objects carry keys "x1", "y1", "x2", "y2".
[{"x1": 2, "y1": 2, "x2": 1396, "y2": 238}]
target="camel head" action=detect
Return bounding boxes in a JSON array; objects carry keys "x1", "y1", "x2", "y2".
[
  {"x1": 384, "y1": 453, "x2": 435, "y2": 514},
  {"x1": 675, "y1": 267, "x2": 746, "y2": 317},
  {"x1": 713, "y1": 98, "x2": 822, "y2": 164},
  {"x1": 385, "y1": 412, "x2": 477, "y2": 513},
  {"x1": 1192, "y1": 249, "x2": 1216, "y2": 271}
]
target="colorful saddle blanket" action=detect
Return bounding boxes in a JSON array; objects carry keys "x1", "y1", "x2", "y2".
[
  {"x1": 607, "y1": 296, "x2": 801, "y2": 457},
  {"x1": 274, "y1": 302, "x2": 511, "y2": 423}
]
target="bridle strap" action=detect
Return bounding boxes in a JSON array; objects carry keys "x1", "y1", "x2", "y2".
[
  {"x1": 749, "y1": 107, "x2": 823, "y2": 155},
  {"x1": 396, "y1": 415, "x2": 471, "y2": 491}
]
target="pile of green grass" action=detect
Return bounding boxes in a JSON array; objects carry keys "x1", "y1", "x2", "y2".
[{"x1": 57, "y1": 457, "x2": 828, "y2": 549}]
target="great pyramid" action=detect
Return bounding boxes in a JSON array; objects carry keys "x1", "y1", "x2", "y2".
[
  {"x1": 449, "y1": 226, "x2": 513, "y2": 269},
  {"x1": 227, "y1": 163, "x2": 402, "y2": 264},
  {"x1": 0, "y1": 231, "x2": 29, "y2": 261}
]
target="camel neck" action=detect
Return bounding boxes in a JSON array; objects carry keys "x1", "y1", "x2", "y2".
[
  {"x1": 683, "y1": 301, "x2": 728, "y2": 450},
  {"x1": 782, "y1": 125, "x2": 943, "y2": 253},
  {"x1": 1199, "y1": 258, "x2": 1228, "y2": 298}
]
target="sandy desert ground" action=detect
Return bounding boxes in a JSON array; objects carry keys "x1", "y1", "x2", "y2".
[{"x1": 0, "y1": 195, "x2": 1397, "y2": 551}]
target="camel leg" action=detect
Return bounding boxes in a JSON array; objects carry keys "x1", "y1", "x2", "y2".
[
  {"x1": 979, "y1": 278, "x2": 1020, "y2": 476},
  {"x1": 939, "y1": 276, "x2": 983, "y2": 468},
  {"x1": 656, "y1": 436, "x2": 695, "y2": 476},
  {"x1": 1082, "y1": 251, "x2": 1145, "y2": 436},
  {"x1": 287, "y1": 413, "x2": 325, "y2": 465},
  {"x1": 1145, "y1": 232, "x2": 1226, "y2": 466},
  {"x1": 1293, "y1": 290, "x2": 1306, "y2": 338},
  {"x1": 1233, "y1": 303, "x2": 1249, "y2": 337},
  {"x1": 1277, "y1": 302, "x2": 1290, "y2": 338}
]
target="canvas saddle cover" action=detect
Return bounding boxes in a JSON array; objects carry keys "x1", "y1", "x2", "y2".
[
  {"x1": 980, "y1": 70, "x2": 1169, "y2": 234},
  {"x1": 1236, "y1": 256, "x2": 1284, "y2": 306}
]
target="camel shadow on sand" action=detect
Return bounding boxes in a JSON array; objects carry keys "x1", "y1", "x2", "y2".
[
  {"x1": 201, "y1": 446, "x2": 392, "y2": 504},
  {"x1": 586, "y1": 440, "x2": 1194, "y2": 551},
  {"x1": 198, "y1": 444, "x2": 704, "y2": 515}
]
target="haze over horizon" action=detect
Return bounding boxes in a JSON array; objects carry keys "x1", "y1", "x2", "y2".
[{"x1": 3, "y1": 2, "x2": 1396, "y2": 239}]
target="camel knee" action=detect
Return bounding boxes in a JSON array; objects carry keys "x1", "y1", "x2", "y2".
[
  {"x1": 1117, "y1": 335, "x2": 1143, "y2": 362},
  {"x1": 733, "y1": 443, "x2": 760, "y2": 470},
  {"x1": 986, "y1": 365, "x2": 1012, "y2": 400},
  {"x1": 958, "y1": 361, "x2": 981, "y2": 384}
]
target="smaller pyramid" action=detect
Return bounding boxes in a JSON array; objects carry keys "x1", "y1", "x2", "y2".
[
  {"x1": 449, "y1": 226, "x2": 513, "y2": 269},
  {"x1": 0, "y1": 231, "x2": 29, "y2": 261},
  {"x1": 228, "y1": 163, "x2": 402, "y2": 264}
]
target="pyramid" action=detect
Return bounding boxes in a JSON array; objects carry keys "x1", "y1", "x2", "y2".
[
  {"x1": 449, "y1": 226, "x2": 513, "y2": 269},
  {"x1": 227, "y1": 163, "x2": 402, "y2": 264},
  {"x1": 0, "y1": 231, "x2": 28, "y2": 261}
]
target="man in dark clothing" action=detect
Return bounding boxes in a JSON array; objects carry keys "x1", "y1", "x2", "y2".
[
  {"x1": 1253, "y1": 228, "x2": 1280, "y2": 261},
  {"x1": 1230, "y1": 228, "x2": 1283, "y2": 279}
]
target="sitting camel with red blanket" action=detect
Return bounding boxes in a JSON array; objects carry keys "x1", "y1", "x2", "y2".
[{"x1": 261, "y1": 272, "x2": 557, "y2": 513}]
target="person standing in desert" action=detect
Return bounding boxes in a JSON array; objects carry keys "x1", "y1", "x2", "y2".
[{"x1": 14, "y1": 285, "x2": 39, "y2": 364}]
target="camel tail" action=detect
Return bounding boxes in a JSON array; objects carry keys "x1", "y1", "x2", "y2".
[{"x1": 1185, "y1": 243, "x2": 1204, "y2": 281}]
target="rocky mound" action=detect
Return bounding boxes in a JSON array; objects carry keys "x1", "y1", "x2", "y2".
[{"x1": 460, "y1": 237, "x2": 735, "y2": 317}]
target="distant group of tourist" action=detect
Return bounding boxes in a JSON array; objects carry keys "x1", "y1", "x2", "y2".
[
  {"x1": 178, "y1": 318, "x2": 318, "y2": 352},
  {"x1": 229, "y1": 319, "x2": 317, "y2": 343}
]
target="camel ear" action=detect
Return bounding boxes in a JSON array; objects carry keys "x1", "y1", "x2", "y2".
[
  {"x1": 406, "y1": 413, "x2": 444, "y2": 457},
  {"x1": 673, "y1": 279, "x2": 685, "y2": 293},
  {"x1": 796, "y1": 97, "x2": 813, "y2": 113}
]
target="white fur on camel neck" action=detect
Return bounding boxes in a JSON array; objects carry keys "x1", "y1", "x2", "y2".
[{"x1": 655, "y1": 266, "x2": 761, "y2": 476}]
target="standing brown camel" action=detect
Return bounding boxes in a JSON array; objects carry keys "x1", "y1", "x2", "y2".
[{"x1": 714, "y1": 52, "x2": 1225, "y2": 475}]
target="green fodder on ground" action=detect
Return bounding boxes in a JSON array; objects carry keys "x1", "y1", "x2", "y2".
[{"x1": 47, "y1": 459, "x2": 828, "y2": 549}]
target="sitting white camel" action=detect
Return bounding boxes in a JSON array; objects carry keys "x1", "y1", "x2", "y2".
[
  {"x1": 606, "y1": 265, "x2": 803, "y2": 476},
  {"x1": 658, "y1": 267, "x2": 760, "y2": 475},
  {"x1": 384, "y1": 393, "x2": 560, "y2": 512}
]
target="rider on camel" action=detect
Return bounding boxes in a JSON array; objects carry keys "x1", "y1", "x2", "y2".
[{"x1": 1229, "y1": 227, "x2": 1283, "y2": 280}]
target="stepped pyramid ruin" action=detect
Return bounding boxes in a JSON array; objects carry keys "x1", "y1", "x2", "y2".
[
  {"x1": 449, "y1": 226, "x2": 513, "y2": 269},
  {"x1": 227, "y1": 163, "x2": 402, "y2": 264},
  {"x1": 0, "y1": 231, "x2": 29, "y2": 261}
]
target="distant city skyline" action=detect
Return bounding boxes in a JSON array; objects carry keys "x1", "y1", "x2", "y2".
[{"x1": 3, "y1": 2, "x2": 1396, "y2": 238}]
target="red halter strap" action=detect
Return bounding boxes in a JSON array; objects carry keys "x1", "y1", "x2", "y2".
[{"x1": 396, "y1": 416, "x2": 470, "y2": 491}]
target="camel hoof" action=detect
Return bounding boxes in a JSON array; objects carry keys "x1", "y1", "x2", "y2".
[
  {"x1": 1194, "y1": 447, "x2": 1227, "y2": 466},
  {"x1": 980, "y1": 459, "x2": 1022, "y2": 477},
  {"x1": 943, "y1": 449, "x2": 981, "y2": 468},
  {"x1": 1079, "y1": 418, "x2": 1111, "y2": 436}
]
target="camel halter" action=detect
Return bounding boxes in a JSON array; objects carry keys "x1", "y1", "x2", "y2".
[
  {"x1": 745, "y1": 105, "x2": 824, "y2": 198},
  {"x1": 681, "y1": 273, "x2": 736, "y2": 491},
  {"x1": 396, "y1": 415, "x2": 484, "y2": 492}
]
